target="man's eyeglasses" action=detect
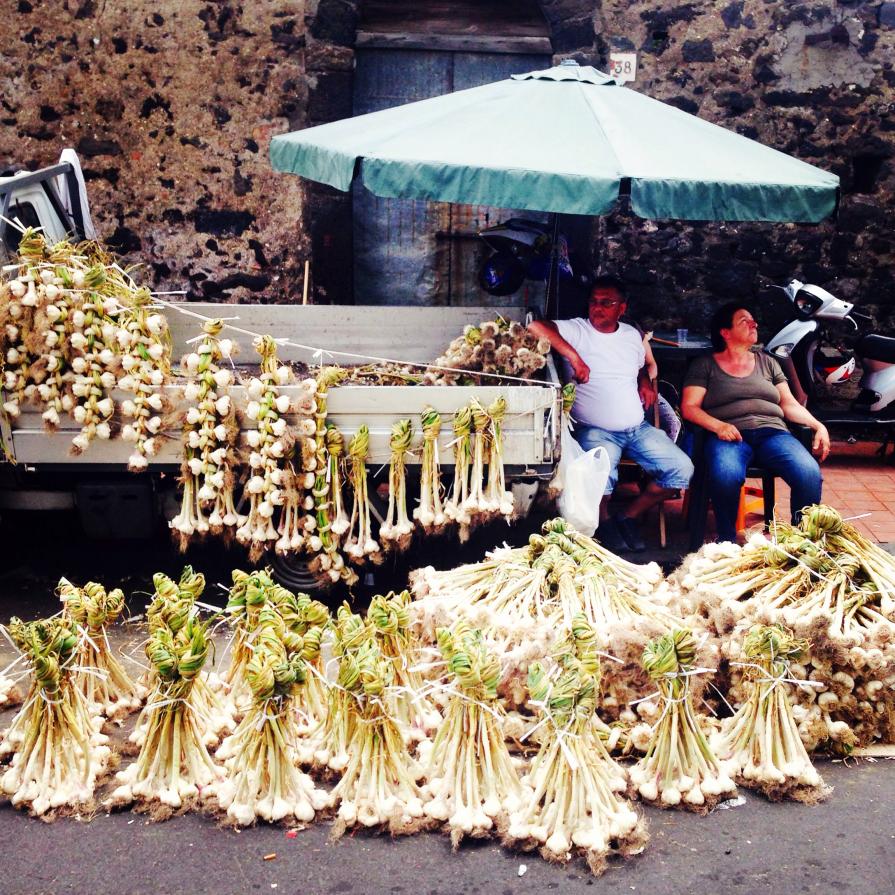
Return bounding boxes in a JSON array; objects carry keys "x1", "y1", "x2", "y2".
[{"x1": 590, "y1": 299, "x2": 620, "y2": 308}]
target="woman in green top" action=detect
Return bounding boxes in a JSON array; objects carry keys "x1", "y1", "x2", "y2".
[{"x1": 681, "y1": 303, "x2": 830, "y2": 543}]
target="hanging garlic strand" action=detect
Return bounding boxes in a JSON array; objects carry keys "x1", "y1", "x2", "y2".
[
  {"x1": 326, "y1": 424, "x2": 350, "y2": 538},
  {"x1": 344, "y1": 424, "x2": 382, "y2": 563},
  {"x1": 444, "y1": 405, "x2": 472, "y2": 532},
  {"x1": 380, "y1": 418, "x2": 414, "y2": 551},
  {"x1": 170, "y1": 319, "x2": 241, "y2": 546},
  {"x1": 484, "y1": 395, "x2": 514, "y2": 517},
  {"x1": 414, "y1": 406, "x2": 446, "y2": 531},
  {"x1": 238, "y1": 335, "x2": 293, "y2": 560}
]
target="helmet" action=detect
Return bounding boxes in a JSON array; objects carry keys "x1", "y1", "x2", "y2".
[{"x1": 478, "y1": 251, "x2": 525, "y2": 296}]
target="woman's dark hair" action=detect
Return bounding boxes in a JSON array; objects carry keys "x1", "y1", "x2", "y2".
[{"x1": 709, "y1": 302, "x2": 755, "y2": 352}]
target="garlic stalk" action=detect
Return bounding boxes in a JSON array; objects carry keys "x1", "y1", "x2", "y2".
[
  {"x1": 344, "y1": 424, "x2": 382, "y2": 563},
  {"x1": 505, "y1": 615, "x2": 645, "y2": 872},
  {"x1": 712, "y1": 624, "x2": 828, "y2": 802},
  {"x1": 0, "y1": 616, "x2": 111, "y2": 817},
  {"x1": 58, "y1": 577, "x2": 146, "y2": 719},
  {"x1": 629, "y1": 629, "x2": 736, "y2": 811},
  {"x1": 414, "y1": 406, "x2": 446, "y2": 531},
  {"x1": 379, "y1": 418, "x2": 415, "y2": 551}
]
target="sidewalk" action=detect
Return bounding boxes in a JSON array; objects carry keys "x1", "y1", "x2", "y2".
[{"x1": 613, "y1": 439, "x2": 895, "y2": 559}]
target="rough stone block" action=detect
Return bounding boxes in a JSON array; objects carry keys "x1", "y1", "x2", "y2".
[{"x1": 682, "y1": 38, "x2": 716, "y2": 62}]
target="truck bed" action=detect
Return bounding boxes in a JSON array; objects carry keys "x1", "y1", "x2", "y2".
[{"x1": 2, "y1": 304, "x2": 561, "y2": 474}]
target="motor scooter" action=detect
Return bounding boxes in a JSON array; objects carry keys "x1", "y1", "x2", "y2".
[{"x1": 765, "y1": 280, "x2": 895, "y2": 448}]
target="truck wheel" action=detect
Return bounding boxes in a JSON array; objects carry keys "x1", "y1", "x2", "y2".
[{"x1": 269, "y1": 553, "x2": 323, "y2": 593}]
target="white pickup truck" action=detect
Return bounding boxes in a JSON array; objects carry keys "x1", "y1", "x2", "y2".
[{"x1": 0, "y1": 154, "x2": 562, "y2": 562}]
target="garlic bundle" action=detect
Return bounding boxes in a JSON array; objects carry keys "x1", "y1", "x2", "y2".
[
  {"x1": 672, "y1": 504, "x2": 895, "y2": 751},
  {"x1": 505, "y1": 616, "x2": 645, "y2": 873},
  {"x1": 0, "y1": 229, "x2": 49, "y2": 418},
  {"x1": 414, "y1": 406, "x2": 446, "y2": 531},
  {"x1": 298, "y1": 603, "x2": 361, "y2": 773},
  {"x1": 422, "y1": 620, "x2": 522, "y2": 846},
  {"x1": 213, "y1": 604, "x2": 328, "y2": 826},
  {"x1": 325, "y1": 424, "x2": 350, "y2": 538},
  {"x1": 712, "y1": 624, "x2": 828, "y2": 803},
  {"x1": 65, "y1": 264, "x2": 120, "y2": 454},
  {"x1": 462, "y1": 398, "x2": 490, "y2": 518},
  {"x1": 289, "y1": 592, "x2": 332, "y2": 736},
  {"x1": 170, "y1": 319, "x2": 241, "y2": 545},
  {"x1": 629, "y1": 629, "x2": 736, "y2": 811},
  {"x1": 275, "y1": 381, "x2": 319, "y2": 555},
  {"x1": 367, "y1": 590, "x2": 441, "y2": 741},
  {"x1": 411, "y1": 517, "x2": 669, "y2": 710},
  {"x1": 484, "y1": 396, "x2": 514, "y2": 517},
  {"x1": 443, "y1": 405, "x2": 473, "y2": 530},
  {"x1": 547, "y1": 383, "x2": 576, "y2": 497},
  {"x1": 428, "y1": 317, "x2": 551, "y2": 384},
  {"x1": 379, "y1": 418, "x2": 414, "y2": 551},
  {"x1": 31, "y1": 264, "x2": 75, "y2": 430},
  {"x1": 110, "y1": 603, "x2": 224, "y2": 815},
  {"x1": 58, "y1": 577, "x2": 146, "y2": 719},
  {"x1": 1, "y1": 616, "x2": 112, "y2": 817},
  {"x1": 116, "y1": 288, "x2": 171, "y2": 471},
  {"x1": 344, "y1": 425, "x2": 381, "y2": 562},
  {"x1": 129, "y1": 567, "x2": 234, "y2": 749},
  {"x1": 307, "y1": 367, "x2": 355, "y2": 585},
  {"x1": 328, "y1": 609, "x2": 428, "y2": 836},
  {"x1": 237, "y1": 335, "x2": 294, "y2": 560}
]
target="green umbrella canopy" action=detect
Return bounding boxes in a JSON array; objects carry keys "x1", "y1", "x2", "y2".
[{"x1": 270, "y1": 60, "x2": 839, "y2": 223}]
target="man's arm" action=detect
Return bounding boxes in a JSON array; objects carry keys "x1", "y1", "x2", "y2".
[
  {"x1": 638, "y1": 336, "x2": 658, "y2": 409},
  {"x1": 527, "y1": 320, "x2": 590, "y2": 384}
]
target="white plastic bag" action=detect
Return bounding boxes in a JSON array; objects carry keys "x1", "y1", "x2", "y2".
[{"x1": 556, "y1": 424, "x2": 610, "y2": 537}]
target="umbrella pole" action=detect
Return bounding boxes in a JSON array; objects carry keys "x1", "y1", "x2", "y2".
[{"x1": 545, "y1": 213, "x2": 560, "y2": 320}]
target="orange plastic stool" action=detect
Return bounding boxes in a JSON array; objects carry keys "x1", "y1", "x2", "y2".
[{"x1": 736, "y1": 483, "x2": 765, "y2": 533}]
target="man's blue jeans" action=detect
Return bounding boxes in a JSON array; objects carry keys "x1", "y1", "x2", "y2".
[
  {"x1": 575, "y1": 420, "x2": 694, "y2": 496},
  {"x1": 704, "y1": 426, "x2": 822, "y2": 542}
]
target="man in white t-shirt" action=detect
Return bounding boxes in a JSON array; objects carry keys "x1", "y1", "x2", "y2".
[{"x1": 528, "y1": 276, "x2": 693, "y2": 552}]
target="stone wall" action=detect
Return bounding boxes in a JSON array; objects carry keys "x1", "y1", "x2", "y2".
[
  {"x1": 590, "y1": 1, "x2": 895, "y2": 331},
  {"x1": 3, "y1": 1, "x2": 893, "y2": 330},
  {"x1": 0, "y1": 0, "x2": 309, "y2": 303}
]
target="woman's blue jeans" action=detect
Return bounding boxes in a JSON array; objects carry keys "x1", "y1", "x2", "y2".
[{"x1": 704, "y1": 427, "x2": 822, "y2": 542}]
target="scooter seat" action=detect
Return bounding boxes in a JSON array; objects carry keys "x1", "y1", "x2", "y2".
[{"x1": 857, "y1": 334, "x2": 895, "y2": 364}]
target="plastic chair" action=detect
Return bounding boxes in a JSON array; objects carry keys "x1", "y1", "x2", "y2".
[{"x1": 685, "y1": 424, "x2": 813, "y2": 552}]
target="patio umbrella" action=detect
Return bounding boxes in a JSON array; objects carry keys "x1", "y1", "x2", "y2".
[{"x1": 270, "y1": 60, "x2": 839, "y2": 224}]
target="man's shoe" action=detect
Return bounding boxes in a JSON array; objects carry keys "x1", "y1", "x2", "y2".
[
  {"x1": 595, "y1": 517, "x2": 629, "y2": 554},
  {"x1": 615, "y1": 514, "x2": 646, "y2": 552}
]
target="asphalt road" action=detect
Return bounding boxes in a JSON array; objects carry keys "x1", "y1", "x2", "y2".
[{"x1": 0, "y1": 760, "x2": 892, "y2": 895}]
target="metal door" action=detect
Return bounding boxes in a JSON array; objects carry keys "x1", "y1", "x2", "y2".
[{"x1": 352, "y1": 48, "x2": 551, "y2": 306}]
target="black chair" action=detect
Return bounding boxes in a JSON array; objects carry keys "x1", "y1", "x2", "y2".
[{"x1": 685, "y1": 423, "x2": 814, "y2": 551}]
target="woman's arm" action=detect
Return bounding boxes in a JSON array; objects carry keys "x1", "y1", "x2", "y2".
[
  {"x1": 777, "y1": 383, "x2": 831, "y2": 460},
  {"x1": 527, "y1": 320, "x2": 590, "y2": 384},
  {"x1": 681, "y1": 385, "x2": 743, "y2": 442}
]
